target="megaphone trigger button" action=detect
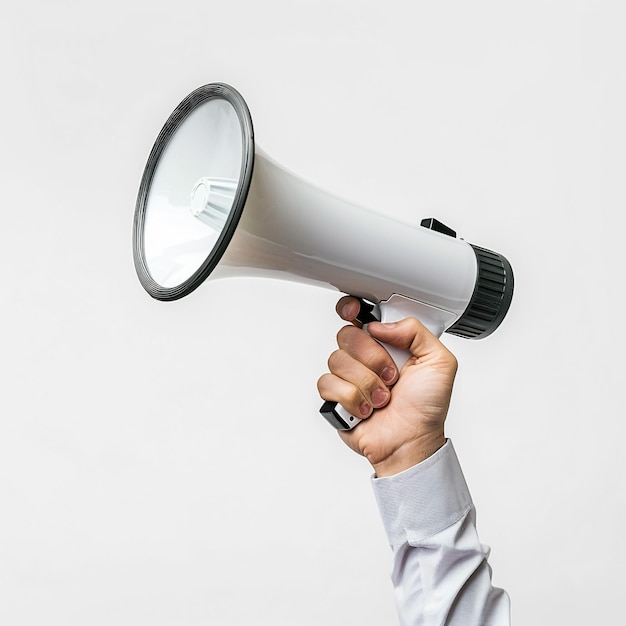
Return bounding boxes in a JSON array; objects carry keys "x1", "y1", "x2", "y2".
[{"x1": 355, "y1": 298, "x2": 381, "y2": 325}]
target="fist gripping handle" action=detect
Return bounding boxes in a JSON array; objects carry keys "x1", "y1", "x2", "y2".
[
  {"x1": 319, "y1": 299, "x2": 413, "y2": 431},
  {"x1": 318, "y1": 293, "x2": 461, "y2": 430},
  {"x1": 319, "y1": 299, "x2": 380, "y2": 430}
]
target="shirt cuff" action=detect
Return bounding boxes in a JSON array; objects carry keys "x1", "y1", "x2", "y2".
[{"x1": 371, "y1": 440, "x2": 473, "y2": 547}]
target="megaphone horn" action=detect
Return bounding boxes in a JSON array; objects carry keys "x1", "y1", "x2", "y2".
[{"x1": 132, "y1": 82, "x2": 514, "y2": 430}]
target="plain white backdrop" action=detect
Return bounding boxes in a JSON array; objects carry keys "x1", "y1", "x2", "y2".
[{"x1": 1, "y1": 1, "x2": 625, "y2": 624}]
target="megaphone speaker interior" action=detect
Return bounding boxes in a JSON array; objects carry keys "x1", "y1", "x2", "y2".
[{"x1": 132, "y1": 82, "x2": 514, "y2": 430}]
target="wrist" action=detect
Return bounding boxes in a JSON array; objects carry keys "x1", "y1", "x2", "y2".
[{"x1": 372, "y1": 433, "x2": 446, "y2": 477}]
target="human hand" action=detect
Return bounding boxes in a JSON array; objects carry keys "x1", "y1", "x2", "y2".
[{"x1": 317, "y1": 296, "x2": 458, "y2": 477}]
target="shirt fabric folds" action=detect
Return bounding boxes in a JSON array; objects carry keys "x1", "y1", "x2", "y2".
[{"x1": 371, "y1": 440, "x2": 511, "y2": 626}]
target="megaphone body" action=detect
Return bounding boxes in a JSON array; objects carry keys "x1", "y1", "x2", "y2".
[{"x1": 133, "y1": 83, "x2": 514, "y2": 429}]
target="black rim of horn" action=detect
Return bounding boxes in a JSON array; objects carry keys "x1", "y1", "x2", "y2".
[{"x1": 132, "y1": 82, "x2": 255, "y2": 301}]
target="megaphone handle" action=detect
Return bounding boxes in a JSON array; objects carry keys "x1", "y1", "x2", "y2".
[{"x1": 319, "y1": 299, "x2": 413, "y2": 431}]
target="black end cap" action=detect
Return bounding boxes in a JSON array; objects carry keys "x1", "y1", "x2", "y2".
[
  {"x1": 446, "y1": 245, "x2": 514, "y2": 339},
  {"x1": 319, "y1": 401, "x2": 352, "y2": 430}
]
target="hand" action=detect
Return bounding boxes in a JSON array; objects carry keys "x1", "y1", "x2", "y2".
[{"x1": 317, "y1": 296, "x2": 458, "y2": 477}]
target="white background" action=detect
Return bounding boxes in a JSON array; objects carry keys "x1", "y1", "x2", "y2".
[{"x1": 1, "y1": 1, "x2": 625, "y2": 624}]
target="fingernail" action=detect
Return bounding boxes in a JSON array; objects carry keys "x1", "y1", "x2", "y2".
[
  {"x1": 381, "y1": 367, "x2": 396, "y2": 383},
  {"x1": 341, "y1": 302, "x2": 356, "y2": 319},
  {"x1": 359, "y1": 401, "x2": 372, "y2": 416},
  {"x1": 371, "y1": 388, "x2": 390, "y2": 407},
  {"x1": 380, "y1": 322, "x2": 397, "y2": 328}
]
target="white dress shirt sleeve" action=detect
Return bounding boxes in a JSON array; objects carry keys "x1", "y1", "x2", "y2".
[{"x1": 371, "y1": 440, "x2": 511, "y2": 626}]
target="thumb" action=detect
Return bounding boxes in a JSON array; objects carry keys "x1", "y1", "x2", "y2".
[{"x1": 366, "y1": 318, "x2": 450, "y2": 363}]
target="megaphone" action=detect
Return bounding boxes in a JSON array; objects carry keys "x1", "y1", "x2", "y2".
[{"x1": 132, "y1": 83, "x2": 514, "y2": 430}]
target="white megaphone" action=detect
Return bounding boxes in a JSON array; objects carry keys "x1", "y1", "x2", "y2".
[{"x1": 132, "y1": 83, "x2": 514, "y2": 430}]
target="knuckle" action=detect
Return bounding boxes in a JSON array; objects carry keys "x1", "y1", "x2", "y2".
[
  {"x1": 446, "y1": 351, "x2": 459, "y2": 373},
  {"x1": 317, "y1": 373, "x2": 333, "y2": 395},
  {"x1": 434, "y1": 346, "x2": 458, "y2": 374},
  {"x1": 327, "y1": 349, "x2": 346, "y2": 371},
  {"x1": 405, "y1": 317, "x2": 423, "y2": 336},
  {"x1": 346, "y1": 386, "x2": 365, "y2": 408},
  {"x1": 316, "y1": 375, "x2": 325, "y2": 394},
  {"x1": 359, "y1": 369, "x2": 381, "y2": 394},
  {"x1": 336, "y1": 324, "x2": 358, "y2": 346}
]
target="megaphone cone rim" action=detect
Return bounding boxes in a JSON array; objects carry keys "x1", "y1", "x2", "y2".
[{"x1": 132, "y1": 82, "x2": 255, "y2": 301}]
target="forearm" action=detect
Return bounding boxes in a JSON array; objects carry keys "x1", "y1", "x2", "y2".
[{"x1": 372, "y1": 441, "x2": 510, "y2": 626}]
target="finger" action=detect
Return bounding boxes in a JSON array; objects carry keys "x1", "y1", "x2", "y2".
[
  {"x1": 335, "y1": 296, "x2": 361, "y2": 324},
  {"x1": 367, "y1": 318, "x2": 457, "y2": 368},
  {"x1": 317, "y1": 372, "x2": 378, "y2": 419},
  {"x1": 336, "y1": 325, "x2": 398, "y2": 385},
  {"x1": 327, "y1": 349, "x2": 392, "y2": 410}
]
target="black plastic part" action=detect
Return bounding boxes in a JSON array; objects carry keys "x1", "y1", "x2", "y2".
[
  {"x1": 319, "y1": 298, "x2": 380, "y2": 430},
  {"x1": 420, "y1": 217, "x2": 457, "y2": 238},
  {"x1": 132, "y1": 83, "x2": 255, "y2": 301},
  {"x1": 446, "y1": 245, "x2": 514, "y2": 339},
  {"x1": 319, "y1": 401, "x2": 352, "y2": 430},
  {"x1": 355, "y1": 299, "x2": 380, "y2": 325}
]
